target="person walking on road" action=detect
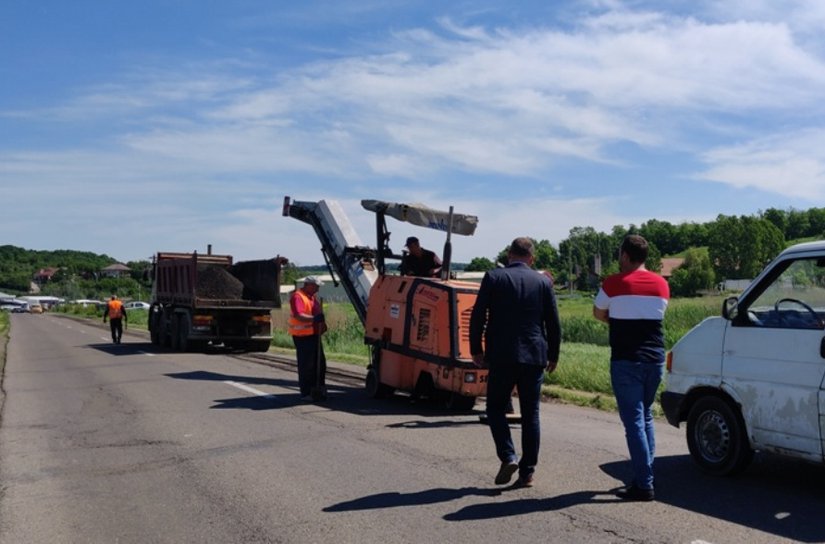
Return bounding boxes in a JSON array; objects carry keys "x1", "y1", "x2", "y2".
[
  {"x1": 103, "y1": 295, "x2": 127, "y2": 344},
  {"x1": 470, "y1": 237, "x2": 561, "y2": 488},
  {"x1": 288, "y1": 276, "x2": 328, "y2": 402},
  {"x1": 593, "y1": 234, "x2": 670, "y2": 502}
]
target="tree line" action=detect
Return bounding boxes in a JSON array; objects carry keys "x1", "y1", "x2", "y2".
[
  {"x1": 3, "y1": 207, "x2": 823, "y2": 299},
  {"x1": 464, "y1": 207, "x2": 824, "y2": 296}
]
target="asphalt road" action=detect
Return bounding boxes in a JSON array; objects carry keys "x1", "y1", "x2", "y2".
[{"x1": 1, "y1": 313, "x2": 824, "y2": 544}]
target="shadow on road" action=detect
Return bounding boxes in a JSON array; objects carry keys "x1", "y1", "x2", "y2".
[
  {"x1": 165, "y1": 369, "x2": 487, "y2": 423},
  {"x1": 600, "y1": 453, "x2": 825, "y2": 543},
  {"x1": 324, "y1": 487, "x2": 503, "y2": 512},
  {"x1": 86, "y1": 342, "x2": 157, "y2": 355}
]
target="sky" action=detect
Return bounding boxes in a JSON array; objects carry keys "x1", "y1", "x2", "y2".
[{"x1": 3, "y1": 0, "x2": 825, "y2": 267}]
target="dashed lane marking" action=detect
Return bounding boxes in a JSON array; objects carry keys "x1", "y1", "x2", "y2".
[{"x1": 224, "y1": 380, "x2": 277, "y2": 400}]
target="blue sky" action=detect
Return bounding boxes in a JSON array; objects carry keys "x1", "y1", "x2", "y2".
[{"x1": 3, "y1": 0, "x2": 825, "y2": 266}]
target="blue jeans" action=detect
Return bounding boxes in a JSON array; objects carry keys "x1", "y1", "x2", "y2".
[
  {"x1": 486, "y1": 363, "x2": 545, "y2": 479},
  {"x1": 610, "y1": 359, "x2": 664, "y2": 490}
]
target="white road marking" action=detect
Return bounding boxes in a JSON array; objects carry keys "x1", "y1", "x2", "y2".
[
  {"x1": 692, "y1": 540, "x2": 716, "y2": 544},
  {"x1": 138, "y1": 351, "x2": 156, "y2": 357},
  {"x1": 224, "y1": 381, "x2": 277, "y2": 400}
]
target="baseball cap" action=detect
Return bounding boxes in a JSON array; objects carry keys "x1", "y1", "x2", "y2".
[
  {"x1": 405, "y1": 236, "x2": 419, "y2": 247},
  {"x1": 303, "y1": 275, "x2": 324, "y2": 286}
]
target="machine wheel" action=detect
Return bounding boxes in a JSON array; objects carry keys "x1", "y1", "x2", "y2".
[
  {"x1": 444, "y1": 391, "x2": 477, "y2": 412},
  {"x1": 686, "y1": 396, "x2": 753, "y2": 476},
  {"x1": 365, "y1": 366, "x2": 393, "y2": 399}
]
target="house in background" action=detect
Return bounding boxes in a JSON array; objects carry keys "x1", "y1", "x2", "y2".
[
  {"x1": 33, "y1": 267, "x2": 60, "y2": 284},
  {"x1": 101, "y1": 263, "x2": 131, "y2": 278},
  {"x1": 660, "y1": 257, "x2": 685, "y2": 280}
]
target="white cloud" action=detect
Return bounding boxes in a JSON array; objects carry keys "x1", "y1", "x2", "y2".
[{"x1": 698, "y1": 129, "x2": 825, "y2": 200}]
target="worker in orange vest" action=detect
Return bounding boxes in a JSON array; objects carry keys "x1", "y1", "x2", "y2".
[
  {"x1": 288, "y1": 277, "x2": 327, "y2": 401},
  {"x1": 103, "y1": 295, "x2": 128, "y2": 344}
]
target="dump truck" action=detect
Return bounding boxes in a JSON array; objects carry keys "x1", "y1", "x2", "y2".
[
  {"x1": 283, "y1": 197, "x2": 486, "y2": 410},
  {"x1": 148, "y1": 247, "x2": 287, "y2": 352}
]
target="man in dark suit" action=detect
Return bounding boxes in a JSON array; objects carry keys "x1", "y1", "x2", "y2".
[{"x1": 470, "y1": 237, "x2": 561, "y2": 488}]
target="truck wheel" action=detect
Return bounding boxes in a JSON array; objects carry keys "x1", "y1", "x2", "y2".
[
  {"x1": 686, "y1": 396, "x2": 753, "y2": 476},
  {"x1": 160, "y1": 311, "x2": 172, "y2": 348},
  {"x1": 177, "y1": 316, "x2": 191, "y2": 352},
  {"x1": 247, "y1": 340, "x2": 271, "y2": 352},
  {"x1": 150, "y1": 313, "x2": 160, "y2": 345}
]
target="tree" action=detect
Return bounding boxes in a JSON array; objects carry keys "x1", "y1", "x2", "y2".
[
  {"x1": 465, "y1": 257, "x2": 494, "y2": 272},
  {"x1": 708, "y1": 215, "x2": 785, "y2": 279},
  {"x1": 668, "y1": 247, "x2": 715, "y2": 296}
]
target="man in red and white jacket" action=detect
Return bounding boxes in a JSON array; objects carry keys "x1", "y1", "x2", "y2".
[{"x1": 593, "y1": 235, "x2": 669, "y2": 502}]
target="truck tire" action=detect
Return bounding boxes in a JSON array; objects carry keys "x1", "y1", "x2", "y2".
[
  {"x1": 250, "y1": 339, "x2": 271, "y2": 352},
  {"x1": 150, "y1": 312, "x2": 160, "y2": 345},
  {"x1": 177, "y1": 315, "x2": 191, "y2": 352},
  {"x1": 159, "y1": 311, "x2": 172, "y2": 348},
  {"x1": 686, "y1": 396, "x2": 754, "y2": 476}
]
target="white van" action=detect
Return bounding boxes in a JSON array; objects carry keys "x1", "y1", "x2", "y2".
[{"x1": 662, "y1": 240, "x2": 825, "y2": 476}]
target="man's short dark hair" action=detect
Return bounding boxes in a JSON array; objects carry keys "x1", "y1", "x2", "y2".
[
  {"x1": 508, "y1": 237, "x2": 534, "y2": 258},
  {"x1": 621, "y1": 235, "x2": 649, "y2": 264}
]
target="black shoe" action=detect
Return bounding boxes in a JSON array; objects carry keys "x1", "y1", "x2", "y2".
[
  {"x1": 616, "y1": 485, "x2": 654, "y2": 501},
  {"x1": 494, "y1": 461, "x2": 519, "y2": 485}
]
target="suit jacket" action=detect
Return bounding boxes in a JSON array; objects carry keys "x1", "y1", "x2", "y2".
[{"x1": 469, "y1": 262, "x2": 561, "y2": 366}]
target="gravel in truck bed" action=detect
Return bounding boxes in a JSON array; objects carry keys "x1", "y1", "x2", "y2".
[{"x1": 196, "y1": 265, "x2": 245, "y2": 300}]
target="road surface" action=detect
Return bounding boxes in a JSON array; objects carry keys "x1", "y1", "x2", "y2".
[{"x1": 1, "y1": 313, "x2": 823, "y2": 543}]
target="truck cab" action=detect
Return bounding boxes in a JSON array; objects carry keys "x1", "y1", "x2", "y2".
[{"x1": 662, "y1": 240, "x2": 825, "y2": 475}]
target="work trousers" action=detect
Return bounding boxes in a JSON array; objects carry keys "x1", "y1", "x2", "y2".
[
  {"x1": 292, "y1": 335, "x2": 326, "y2": 396},
  {"x1": 109, "y1": 318, "x2": 123, "y2": 344}
]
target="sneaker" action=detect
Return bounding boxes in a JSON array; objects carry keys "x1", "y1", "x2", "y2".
[
  {"x1": 512, "y1": 474, "x2": 534, "y2": 488},
  {"x1": 616, "y1": 485, "x2": 654, "y2": 502},
  {"x1": 494, "y1": 461, "x2": 519, "y2": 485}
]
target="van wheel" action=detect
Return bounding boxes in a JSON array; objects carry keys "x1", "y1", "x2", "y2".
[{"x1": 686, "y1": 396, "x2": 753, "y2": 476}]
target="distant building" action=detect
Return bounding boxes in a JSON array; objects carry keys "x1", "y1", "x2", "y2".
[
  {"x1": 660, "y1": 258, "x2": 685, "y2": 279},
  {"x1": 33, "y1": 267, "x2": 60, "y2": 284},
  {"x1": 101, "y1": 263, "x2": 131, "y2": 278}
]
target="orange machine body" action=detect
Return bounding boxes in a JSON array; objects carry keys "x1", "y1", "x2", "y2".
[{"x1": 363, "y1": 274, "x2": 488, "y2": 399}]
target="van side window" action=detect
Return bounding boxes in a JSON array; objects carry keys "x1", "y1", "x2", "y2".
[{"x1": 744, "y1": 258, "x2": 825, "y2": 330}]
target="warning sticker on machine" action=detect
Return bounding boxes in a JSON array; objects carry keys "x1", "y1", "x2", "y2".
[{"x1": 390, "y1": 304, "x2": 400, "y2": 319}]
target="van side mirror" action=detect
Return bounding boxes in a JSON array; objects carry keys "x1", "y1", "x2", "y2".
[{"x1": 722, "y1": 296, "x2": 739, "y2": 321}]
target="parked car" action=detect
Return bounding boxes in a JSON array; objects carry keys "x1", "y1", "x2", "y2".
[
  {"x1": 124, "y1": 301, "x2": 151, "y2": 310},
  {"x1": 662, "y1": 240, "x2": 825, "y2": 476}
]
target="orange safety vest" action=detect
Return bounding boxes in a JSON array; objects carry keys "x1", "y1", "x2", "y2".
[
  {"x1": 288, "y1": 290, "x2": 316, "y2": 336},
  {"x1": 107, "y1": 299, "x2": 124, "y2": 319}
]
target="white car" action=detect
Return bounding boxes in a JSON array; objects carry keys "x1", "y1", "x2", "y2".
[
  {"x1": 124, "y1": 301, "x2": 151, "y2": 310},
  {"x1": 663, "y1": 240, "x2": 825, "y2": 475}
]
